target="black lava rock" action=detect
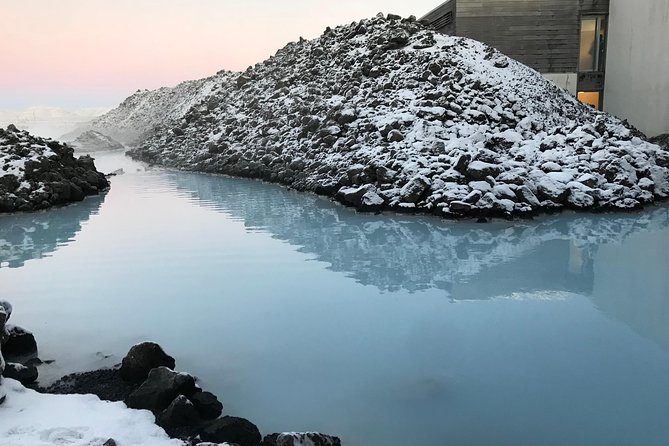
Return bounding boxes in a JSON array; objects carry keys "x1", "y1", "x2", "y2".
[
  {"x1": 190, "y1": 391, "x2": 224, "y2": 420},
  {"x1": 262, "y1": 433, "x2": 342, "y2": 446},
  {"x1": 2, "y1": 325, "x2": 38, "y2": 358},
  {"x1": 120, "y1": 342, "x2": 176, "y2": 382},
  {"x1": 125, "y1": 367, "x2": 195, "y2": 414},
  {"x1": 200, "y1": 416, "x2": 262, "y2": 446},
  {"x1": 2, "y1": 362, "x2": 38, "y2": 384},
  {"x1": 41, "y1": 368, "x2": 139, "y2": 402},
  {"x1": 157, "y1": 395, "x2": 201, "y2": 429}
]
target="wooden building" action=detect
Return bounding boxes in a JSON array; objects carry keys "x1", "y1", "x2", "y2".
[
  {"x1": 421, "y1": 0, "x2": 610, "y2": 109},
  {"x1": 421, "y1": 0, "x2": 668, "y2": 136}
]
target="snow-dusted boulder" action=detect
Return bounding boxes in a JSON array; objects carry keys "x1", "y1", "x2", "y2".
[
  {"x1": 0, "y1": 125, "x2": 109, "y2": 213},
  {"x1": 2, "y1": 325, "x2": 37, "y2": 358},
  {"x1": 3, "y1": 362, "x2": 38, "y2": 384},
  {"x1": 120, "y1": 341, "x2": 176, "y2": 383},
  {"x1": 262, "y1": 432, "x2": 342, "y2": 446},
  {"x1": 0, "y1": 306, "x2": 7, "y2": 379},
  {"x1": 119, "y1": 14, "x2": 668, "y2": 218},
  {"x1": 200, "y1": 416, "x2": 262, "y2": 446},
  {"x1": 125, "y1": 367, "x2": 196, "y2": 414}
]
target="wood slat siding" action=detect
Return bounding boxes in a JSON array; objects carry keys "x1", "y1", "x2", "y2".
[
  {"x1": 455, "y1": 0, "x2": 581, "y2": 73},
  {"x1": 422, "y1": 0, "x2": 457, "y2": 35},
  {"x1": 422, "y1": 1, "x2": 611, "y2": 73},
  {"x1": 580, "y1": 0, "x2": 609, "y2": 14}
]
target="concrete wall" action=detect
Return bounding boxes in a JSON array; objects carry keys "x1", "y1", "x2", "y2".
[
  {"x1": 543, "y1": 72, "x2": 578, "y2": 95},
  {"x1": 604, "y1": 0, "x2": 669, "y2": 137}
]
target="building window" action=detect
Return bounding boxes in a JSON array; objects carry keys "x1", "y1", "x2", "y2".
[
  {"x1": 579, "y1": 16, "x2": 608, "y2": 72},
  {"x1": 577, "y1": 91, "x2": 602, "y2": 110}
]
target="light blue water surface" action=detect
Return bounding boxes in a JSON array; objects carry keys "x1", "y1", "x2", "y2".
[{"x1": 1, "y1": 152, "x2": 669, "y2": 446}]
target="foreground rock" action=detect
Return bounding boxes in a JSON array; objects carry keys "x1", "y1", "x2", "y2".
[
  {"x1": 120, "y1": 341, "x2": 176, "y2": 382},
  {"x1": 120, "y1": 14, "x2": 669, "y2": 219},
  {"x1": 0, "y1": 125, "x2": 109, "y2": 213},
  {"x1": 1, "y1": 301, "x2": 41, "y2": 392},
  {"x1": 33, "y1": 334, "x2": 338, "y2": 445},
  {"x1": 262, "y1": 433, "x2": 342, "y2": 446},
  {"x1": 3, "y1": 362, "x2": 38, "y2": 384},
  {"x1": 126, "y1": 366, "x2": 196, "y2": 413},
  {"x1": 200, "y1": 416, "x2": 262, "y2": 446},
  {"x1": 2, "y1": 324, "x2": 38, "y2": 358}
]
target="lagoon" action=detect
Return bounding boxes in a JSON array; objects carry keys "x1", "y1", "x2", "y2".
[{"x1": 1, "y1": 152, "x2": 669, "y2": 446}]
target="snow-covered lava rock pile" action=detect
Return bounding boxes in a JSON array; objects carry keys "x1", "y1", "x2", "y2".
[
  {"x1": 71, "y1": 130, "x2": 125, "y2": 152},
  {"x1": 125, "y1": 13, "x2": 669, "y2": 218},
  {"x1": 0, "y1": 125, "x2": 109, "y2": 213},
  {"x1": 69, "y1": 75, "x2": 231, "y2": 146}
]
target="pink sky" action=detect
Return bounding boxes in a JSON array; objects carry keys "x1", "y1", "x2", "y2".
[{"x1": 1, "y1": 0, "x2": 441, "y2": 110}]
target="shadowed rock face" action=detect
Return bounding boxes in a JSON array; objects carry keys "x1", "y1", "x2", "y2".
[
  {"x1": 0, "y1": 192, "x2": 104, "y2": 268},
  {"x1": 0, "y1": 126, "x2": 109, "y2": 213},
  {"x1": 167, "y1": 171, "x2": 669, "y2": 297}
]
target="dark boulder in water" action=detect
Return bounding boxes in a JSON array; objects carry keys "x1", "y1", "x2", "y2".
[
  {"x1": 120, "y1": 341, "x2": 176, "y2": 382},
  {"x1": 125, "y1": 366, "x2": 196, "y2": 414},
  {"x1": 200, "y1": 416, "x2": 262, "y2": 446}
]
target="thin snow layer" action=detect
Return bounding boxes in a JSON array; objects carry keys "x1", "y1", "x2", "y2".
[
  {"x1": 0, "y1": 126, "x2": 109, "y2": 213},
  {"x1": 0, "y1": 379, "x2": 184, "y2": 446},
  {"x1": 125, "y1": 14, "x2": 669, "y2": 218}
]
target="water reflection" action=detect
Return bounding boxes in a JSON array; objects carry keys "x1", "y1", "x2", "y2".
[
  {"x1": 0, "y1": 194, "x2": 105, "y2": 268},
  {"x1": 168, "y1": 172, "x2": 669, "y2": 300}
]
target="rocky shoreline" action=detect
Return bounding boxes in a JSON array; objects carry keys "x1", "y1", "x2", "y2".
[
  {"x1": 113, "y1": 13, "x2": 669, "y2": 220},
  {"x1": 0, "y1": 125, "x2": 109, "y2": 213},
  {"x1": 0, "y1": 301, "x2": 342, "y2": 446}
]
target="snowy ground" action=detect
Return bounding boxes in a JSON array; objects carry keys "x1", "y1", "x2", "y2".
[{"x1": 0, "y1": 379, "x2": 184, "y2": 446}]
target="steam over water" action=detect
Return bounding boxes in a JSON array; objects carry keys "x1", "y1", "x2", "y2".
[{"x1": 2, "y1": 152, "x2": 669, "y2": 446}]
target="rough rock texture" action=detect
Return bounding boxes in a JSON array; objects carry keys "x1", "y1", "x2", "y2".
[
  {"x1": 2, "y1": 362, "x2": 38, "y2": 384},
  {"x1": 262, "y1": 433, "x2": 341, "y2": 446},
  {"x1": 157, "y1": 394, "x2": 201, "y2": 429},
  {"x1": 122, "y1": 14, "x2": 669, "y2": 219},
  {"x1": 120, "y1": 341, "x2": 176, "y2": 382},
  {"x1": 190, "y1": 390, "x2": 224, "y2": 420},
  {"x1": 0, "y1": 125, "x2": 109, "y2": 213},
  {"x1": 2, "y1": 325, "x2": 38, "y2": 358},
  {"x1": 200, "y1": 416, "x2": 262, "y2": 446},
  {"x1": 41, "y1": 368, "x2": 140, "y2": 402},
  {"x1": 125, "y1": 366, "x2": 196, "y2": 413},
  {"x1": 0, "y1": 305, "x2": 7, "y2": 378},
  {"x1": 71, "y1": 130, "x2": 124, "y2": 152}
]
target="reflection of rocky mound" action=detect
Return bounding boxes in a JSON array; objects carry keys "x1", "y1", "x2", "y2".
[
  {"x1": 0, "y1": 126, "x2": 109, "y2": 213},
  {"x1": 128, "y1": 14, "x2": 669, "y2": 218},
  {"x1": 0, "y1": 193, "x2": 104, "y2": 268},
  {"x1": 71, "y1": 130, "x2": 124, "y2": 153},
  {"x1": 168, "y1": 171, "x2": 669, "y2": 296}
]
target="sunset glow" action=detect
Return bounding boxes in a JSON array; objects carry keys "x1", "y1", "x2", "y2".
[{"x1": 1, "y1": 0, "x2": 440, "y2": 109}]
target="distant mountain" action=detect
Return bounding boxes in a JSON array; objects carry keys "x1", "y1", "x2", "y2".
[
  {"x1": 62, "y1": 75, "x2": 229, "y2": 146},
  {"x1": 0, "y1": 106, "x2": 110, "y2": 140}
]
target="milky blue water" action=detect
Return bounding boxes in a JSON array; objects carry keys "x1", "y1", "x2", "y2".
[{"x1": 1, "y1": 152, "x2": 669, "y2": 446}]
